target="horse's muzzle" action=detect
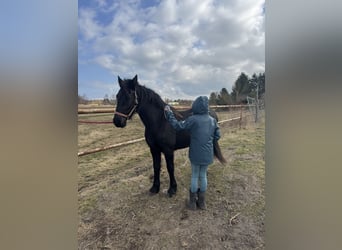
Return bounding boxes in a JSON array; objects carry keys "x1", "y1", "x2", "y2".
[{"x1": 113, "y1": 115, "x2": 127, "y2": 128}]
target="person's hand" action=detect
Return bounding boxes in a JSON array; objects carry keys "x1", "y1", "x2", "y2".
[
  {"x1": 164, "y1": 105, "x2": 172, "y2": 120},
  {"x1": 164, "y1": 105, "x2": 171, "y2": 112}
]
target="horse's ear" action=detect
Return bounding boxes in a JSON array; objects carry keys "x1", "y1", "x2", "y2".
[
  {"x1": 133, "y1": 75, "x2": 138, "y2": 86},
  {"x1": 118, "y1": 76, "x2": 123, "y2": 88},
  {"x1": 131, "y1": 74, "x2": 138, "y2": 90}
]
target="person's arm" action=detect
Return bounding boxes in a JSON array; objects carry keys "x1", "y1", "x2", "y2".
[{"x1": 164, "y1": 105, "x2": 193, "y2": 131}]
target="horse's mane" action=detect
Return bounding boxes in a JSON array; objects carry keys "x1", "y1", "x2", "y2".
[
  {"x1": 137, "y1": 84, "x2": 184, "y2": 120},
  {"x1": 137, "y1": 84, "x2": 165, "y2": 110}
]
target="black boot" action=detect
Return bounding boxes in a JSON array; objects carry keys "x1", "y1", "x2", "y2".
[
  {"x1": 197, "y1": 190, "x2": 206, "y2": 210},
  {"x1": 188, "y1": 190, "x2": 197, "y2": 210}
]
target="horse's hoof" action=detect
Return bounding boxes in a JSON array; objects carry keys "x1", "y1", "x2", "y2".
[
  {"x1": 149, "y1": 186, "x2": 160, "y2": 194},
  {"x1": 167, "y1": 188, "x2": 177, "y2": 197}
]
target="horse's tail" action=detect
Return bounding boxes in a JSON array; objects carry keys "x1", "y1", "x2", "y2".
[
  {"x1": 209, "y1": 109, "x2": 227, "y2": 165},
  {"x1": 214, "y1": 140, "x2": 227, "y2": 165}
]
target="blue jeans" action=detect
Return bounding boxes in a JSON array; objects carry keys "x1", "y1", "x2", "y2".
[{"x1": 190, "y1": 163, "x2": 208, "y2": 193}]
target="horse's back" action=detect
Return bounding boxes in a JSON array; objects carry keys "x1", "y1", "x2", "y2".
[
  {"x1": 178, "y1": 108, "x2": 218, "y2": 121},
  {"x1": 172, "y1": 108, "x2": 218, "y2": 150}
]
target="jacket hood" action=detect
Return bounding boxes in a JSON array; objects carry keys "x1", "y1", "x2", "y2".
[{"x1": 192, "y1": 96, "x2": 209, "y2": 114}]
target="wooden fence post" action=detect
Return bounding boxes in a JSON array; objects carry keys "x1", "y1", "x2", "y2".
[{"x1": 239, "y1": 105, "x2": 243, "y2": 129}]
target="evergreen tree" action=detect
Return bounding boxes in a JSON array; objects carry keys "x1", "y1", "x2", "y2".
[
  {"x1": 209, "y1": 92, "x2": 218, "y2": 105},
  {"x1": 248, "y1": 73, "x2": 259, "y2": 98},
  {"x1": 217, "y1": 88, "x2": 231, "y2": 105},
  {"x1": 232, "y1": 72, "x2": 250, "y2": 103},
  {"x1": 258, "y1": 72, "x2": 265, "y2": 97}
]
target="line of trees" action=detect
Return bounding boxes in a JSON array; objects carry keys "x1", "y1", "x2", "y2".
[
  {"x1": 78, "y1": 94, "x2": 116, "y2": 105},
  {"x1": 79, "y1": 72, "x2": 265, "y2": 105},
  {"x1": 78, "y1": 94, "x2": 89, "y2": 104},
  {"x1": 209, "y1": 72, "x2": 265, "y2": 105}
]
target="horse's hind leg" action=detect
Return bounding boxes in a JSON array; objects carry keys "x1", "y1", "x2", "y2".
[
  {"x1": 149, "y1": 149, "x2": 161, "y2": 194},
  {"x1": 165, "y1": 153, "x2": 177, "y2": 197}
]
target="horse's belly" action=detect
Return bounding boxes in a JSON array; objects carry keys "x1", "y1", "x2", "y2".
[{"x1": 174, "y1": 131, "x2": 190, "y2": 150}]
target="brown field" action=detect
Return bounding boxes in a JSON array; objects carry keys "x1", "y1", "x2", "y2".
[{"x1": 78, "y1": 109, "x2": 265, "y2": 249}]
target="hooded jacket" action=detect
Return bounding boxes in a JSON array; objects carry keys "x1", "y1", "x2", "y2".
[{"x1": 165, "y1": 96, "x2": 221, "y2": 165}]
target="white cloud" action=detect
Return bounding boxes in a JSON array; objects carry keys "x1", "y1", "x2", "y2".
[
  {"x1": 95, "y1": 0, "x2": 107, "y2": 8},
  {"x1": 78, "y1": 0, "x2": 265, "y2": 100},
  {"x1": 78, "y1": 9, "x2": 103, "y2": 41}
]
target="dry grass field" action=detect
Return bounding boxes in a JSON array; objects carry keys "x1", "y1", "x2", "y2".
[{"x1": 78, "y1": 109, "x2": 265, "y2": 249}]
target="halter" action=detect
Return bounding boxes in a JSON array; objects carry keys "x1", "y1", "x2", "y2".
[{"x1": 114, "y1": 91, "x2": 138, "y2": 120}]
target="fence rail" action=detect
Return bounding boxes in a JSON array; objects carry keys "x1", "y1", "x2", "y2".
[
  {"x1": 78, "y1": 138, "x2": 145, "y2": 156},
  {"x1": 78, "y1": 108, "x2": 114, "y2": 114},
  {"x1": 78, "y1": 104, "x2": 256, "y2": 114},
  {"x1": 78, "y1": 105, "x2": 264, "y2": 156}
]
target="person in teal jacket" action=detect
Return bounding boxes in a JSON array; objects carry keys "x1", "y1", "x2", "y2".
[{"x1": 164, "y1": 96, "x2": 221, "y2": 210}]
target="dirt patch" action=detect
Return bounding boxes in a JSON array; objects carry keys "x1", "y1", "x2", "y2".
[{"x1": 78, "y1": 113, "x2": 265, "y2": 249}]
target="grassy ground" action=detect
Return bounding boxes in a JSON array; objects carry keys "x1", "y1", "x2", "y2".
[{"x1": 78, "y1": 111, "x2": 265, "y2": 249}]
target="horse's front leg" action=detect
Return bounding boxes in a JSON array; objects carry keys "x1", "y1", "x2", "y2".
[
  {"x1": 164, "y1": 153, "x2": 177, "y2": 197},
  {"x1": 149, "y1": 149, "x2": 161, "y2": 194}
]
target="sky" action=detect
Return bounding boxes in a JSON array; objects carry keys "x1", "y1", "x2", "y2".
[{"x1": 78, "y1": 0, "x2": 265, "y2": 100}]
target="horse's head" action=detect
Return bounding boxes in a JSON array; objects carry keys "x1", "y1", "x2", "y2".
[{"x1": 113, "y1": 75, "x2": 139, "y2": 128}]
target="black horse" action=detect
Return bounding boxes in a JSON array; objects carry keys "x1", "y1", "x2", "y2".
[{"x1": 113, "y1": 75, "x2": 226, "y2": 197}]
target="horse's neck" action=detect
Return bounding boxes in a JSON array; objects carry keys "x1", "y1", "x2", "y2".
[
  {"x1": 136, "y1": 87, "x2": 165, "y2": 129},
  {"x1": 138, "y1": 104, "x2": 161, "y2": 125}
]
